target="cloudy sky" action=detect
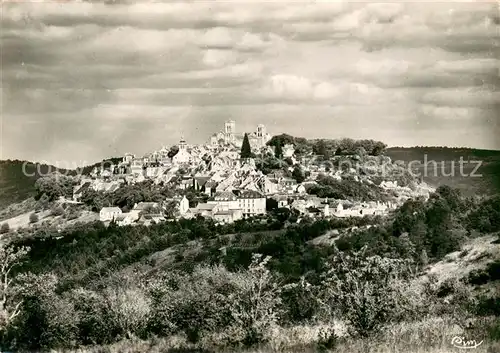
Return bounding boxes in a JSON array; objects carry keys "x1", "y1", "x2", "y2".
[{"x1": 1, "y1": 0, "x2": 499, "y2": 165}]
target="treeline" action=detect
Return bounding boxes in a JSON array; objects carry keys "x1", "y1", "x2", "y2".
[{"x1": 305, "y1": 174, "x2": 396, "y2": 202}]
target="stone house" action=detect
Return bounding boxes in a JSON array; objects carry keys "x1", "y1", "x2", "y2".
[
  {"x1": 99, "y1": 207, "x2": 122, "y2": 222},
  {"x1": 235, "y1": 190, "x2": 266, "y2": 218}
]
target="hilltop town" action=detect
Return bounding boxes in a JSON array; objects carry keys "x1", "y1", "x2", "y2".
[{"x1": 68, "y1": 120, "x2": 434, "y2": 227}]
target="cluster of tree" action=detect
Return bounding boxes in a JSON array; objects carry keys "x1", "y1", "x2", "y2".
[
  {"x1": 2, "y1": 184, "x2": 498, "y2": 351},
  {"x1": 266, "y1": 136, "x2": 387, "y2": 159},
  {"x1": 79, "y1": 157, "x2": 123, "y2": 176},
  {"x1": 254, "y1": 154, "x2": 289, "y2": 175},
  {"x1": 305, "y1": 174, "x2": 391, "y2": 202},
  {"x1": 335, "y1": 186, "x2": 470, "y2": 262},
  {"x1": 33, "y1": 174, "x2": 77, "y2": 202},
  {"x1": 80, "y1": 181, "x2": 173, "y2": 212}
]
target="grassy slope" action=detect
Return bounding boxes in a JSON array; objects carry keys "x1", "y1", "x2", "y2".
[{"x1": 385, "y1": 147, "x2": 500, "y2": 196}]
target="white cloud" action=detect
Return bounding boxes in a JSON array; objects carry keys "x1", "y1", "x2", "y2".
[
  {"x1": 1, "y1": 0, "x2": 499, "y2": 162},
  {"x1": 421, "y1": 87, "x2": 500, "y2": 107},
  {"x1": 202, "y1": 49, "x2": 238, "y2": 68}
]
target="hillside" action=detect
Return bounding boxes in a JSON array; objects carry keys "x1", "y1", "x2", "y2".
[
  {"x1": 385, "y1": 147, "x2": 500, "y2": 196},
  {"x1": 0, "y1": 158, "x2": 122, "y2": 210},
  {"x1": 1, "y1": 189, "x2": 498, "y2": 352}
]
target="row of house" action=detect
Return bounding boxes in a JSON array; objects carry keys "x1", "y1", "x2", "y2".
[
  {"x1": 185, "y1": 190, "x2": 266, "y2": 224},
  {"x1": 270, "y1": 194, "x2": 396, "y2": 218},
  {"x1": 99, "y1": 198, "x2": 190, "y2": 226}
]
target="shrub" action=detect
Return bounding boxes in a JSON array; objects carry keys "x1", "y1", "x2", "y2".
[
  {"x1": 281, "y1": 277, "x2": 320, "y2": 324},
  {"x1": 29, "y1": 213, "x2": 39, "y2": 224},
  {"x1": 317, "y1": 326, "x2": 339, "y2": 352},
  {"x1": 11, "y1": 273, "x2": 78, "y2": 350},
  {"x1": 105, "y1": 286, "x2": 151, "y2": 339},
  {"x1": 50, "y1": 205, "x2": 65, "y2": 217},
  {"x1": 68, "y1": 288, "x2": 118, "y2": 345},
  {"x1": 319, "y1": 246, "x2": 415, "y2": 337},
  {"x1": 147, "y1": 265, "x2": 240, "y2": 345},
  {"x1": 227, "y1": 254, "x2": 283, "y2": 346},
  {"x1": 66, "y1": 209, "x2": 80, "y2": 221},
  {"x1": 0, "y1": 223, "x2": 9, "y2": 234}
]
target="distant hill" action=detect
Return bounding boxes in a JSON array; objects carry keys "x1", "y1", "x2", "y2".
[
  {"x1": 0, "y1": 158, "x2": 121, "y2": 210},
  {"x1": 0, "y1": 160, "x2": 77, "y2": 209},
  {"x1": 385, "y1": 147, "x2": 500, "y2": 196}
]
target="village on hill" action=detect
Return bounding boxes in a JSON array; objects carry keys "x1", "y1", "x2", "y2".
[{"x1": 68, "y1": 120, "x2": 433, "y2": 227}]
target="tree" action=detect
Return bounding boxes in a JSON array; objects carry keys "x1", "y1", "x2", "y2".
[
  {"x1": 314, "y1": 140, "x2": 331, "y2": 160},
  {"x1": 50, "y1": 205, "x2": 65, "y2": 217},
  {"x1": 0, "y1": 223, "x2": 9, "y2": 235},
  {"x1": 420, "y1": 249, "x2": 429, "y2": 267},
  {"x1": 320, "y1": 246, "x2": 414, "y2": 337},
  {"x1": 371, "y1": 142, "x2": 387, "y2": 156},
  {"x1": 355, "y1": 147, "x2": 367, "y2": 158},
  {"x1": 274, "y1": 143, "x2": 283, "y2": 159},
  {"x1": 241, "y1": 133, "x2": 252, "y2": 159},
  {"x1": 266, "y1": 198, "x2": 278, "y2": 212},
  {"x1": 229, "y1": 254, "x2": 283, "y2": 345},
  {"x1": 167, "y1": 146, "x2": 179, "y2": 158},
  {"x1": 292, "y1": 166, "x2": 306, "y2": 183},
  {"x1": 0, "y1": 245, "x2": 30, "y2": 334},
  {"x1": 34, "y1": 174, "x2": 76, "y2": 202}
]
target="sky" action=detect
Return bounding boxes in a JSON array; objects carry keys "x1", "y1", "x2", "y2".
[{"x1": 1, "y1": 0, "x2": 499, "y2": 165}]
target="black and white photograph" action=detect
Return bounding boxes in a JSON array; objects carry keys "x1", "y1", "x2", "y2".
[{"x1": 0, "y1": 1, "x2": 499, "y2": 352}]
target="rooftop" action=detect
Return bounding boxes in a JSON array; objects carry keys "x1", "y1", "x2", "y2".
[
  {"x1": 214, "y1": 191, "x2": 237, "y2": 201},
  {"x1": 100, "y1": 207, "x2": 121, "y2": 213},
  {"x1": 237, "y1": 190, "x2": 265, "y2": 199},
  {"x1": 134, "y1": 202, "x2": 160, "y2": 210}
]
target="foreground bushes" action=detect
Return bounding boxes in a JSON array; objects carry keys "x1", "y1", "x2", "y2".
[{"x1": 2, "y1": 247, "x2": 483, "y2": 352}]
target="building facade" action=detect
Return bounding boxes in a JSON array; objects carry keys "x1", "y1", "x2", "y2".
[{"x1": 237, "y1": 190, "x2": 266, "y2": 218}]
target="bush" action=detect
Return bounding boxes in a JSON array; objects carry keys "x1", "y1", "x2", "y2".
[
  {"x1": 29, "y1": 213, "x2": 39, "y2": 224},
  {"x1": 228, "y1": 254, "x2": 283, "y2": 346},
  {"x1": 281, "y1": 277, "x2": 320, "y2": 324},
  {"x1": 319, "y1": 247, "x2": 415, "y2": 337},
  {"x1": 147, "y1": 266, "x2": 240, "y2": 345},
  {"x1": 317, "y1": 326, "x2": 339, "y2": 352},
  {"x1": 147, "y1": 255, "x2": 283, "y2": 349},
  {"x1": 105, "y1": 286, "x2": 151, "y2": 339},
  {"x1": 68, "y1": 288, "x2": 118, "y2": 345},
  {"x1": 0, "y1": 223, "x2": 9, "y2": 234},
  {"x1": 12, "y1": 273, "x2": 78, "y2": 350},
  {"x1": 66, "y1": 209, "x2": 80, "y2": 221},
  {"x1": 51, "y1": 205, "x2": 65, "y2": 217}
]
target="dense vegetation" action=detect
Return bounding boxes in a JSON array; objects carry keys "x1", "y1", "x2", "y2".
[
  {"x1": 267, "y1": 135, "x2": 387, "y2": 157},
  {"x1": 305, "y1": 174, "x2": 396, "y2": 202}
]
